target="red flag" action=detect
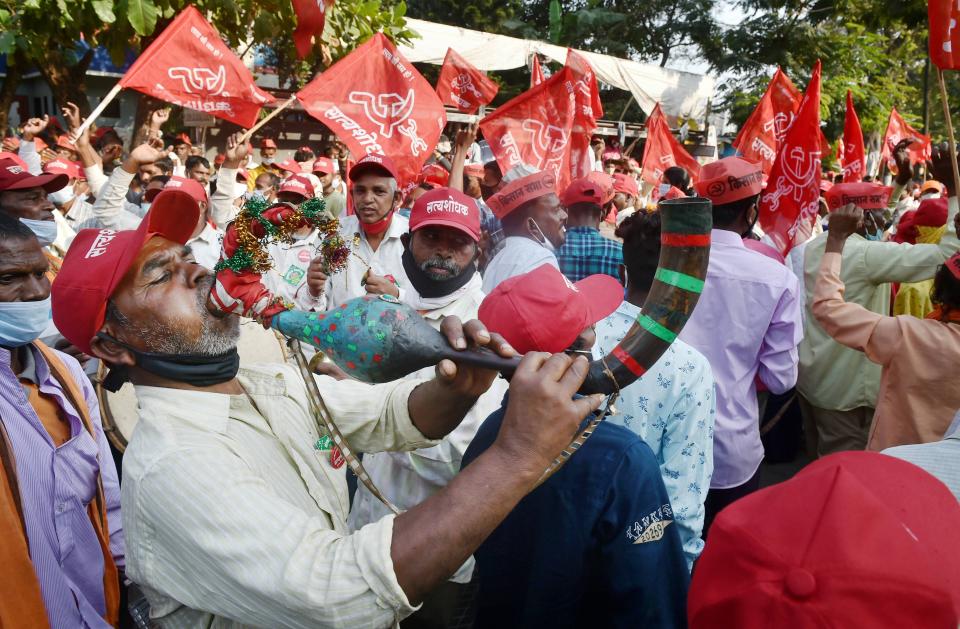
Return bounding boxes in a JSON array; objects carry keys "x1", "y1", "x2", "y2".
[
  {"x1": 119, "y1": 6, "x2": 275, "y2": 128},
  {"x1": 435, "y1": 48, "x2": 498, "y2": 114},
  {"x1": 758, "y1": 61, "x2": 822, "y2": 257},
  {"x1": 639, "y1": 104, "x2": 701, "y2": 186},
  {"x1": 841, "y1": 90, "x2": 865, "y2": 183},
  {"x1": 480, "y1": 66, "x2": 578, "y2": 192},
  {"x1": 296, "y1": 33, "x2": 446, "y2": 187},
  {"x1": 292, "y1": 0, "x2": 334, "y2": 59},
  {"x1": 565, "y1": 50, "x2": 602, "y2": 181},
  {"x1": 930, "y1": 0, "x2": 960, "y2": 69},
  {"x1": 880, "y1": 107, "x2": 932, "y2": 174},
  {"x1": 531, "y1": 55, "x2": 545, "y2": 87},
  {"x1": 733, "y1": 68, "x2": 801, "y2": 175}
]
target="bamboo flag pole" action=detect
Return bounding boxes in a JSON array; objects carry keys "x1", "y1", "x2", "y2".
[
  {"x1": 936, "y1": 68, "x2": 960, "y2": 197},
  {"x1": 239, "y1": 95, "x2": 298, "y2": 144},
  {"x1": 74, "y1": 83, "x2": 124, "y2": 139}
]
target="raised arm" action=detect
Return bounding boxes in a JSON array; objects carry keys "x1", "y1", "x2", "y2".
[
  {"x1": 447, "y1": 123, "x2": 477, "y2": 193},
  {"x1": 814, "y1": 204, "x2": 904, "y2": 366},
  {"x1": 209, "y1": 131, "x2": 249, "y2": 228},
  {"x1": 62, "y1": 102, "x2": 108, "y2": 196},
  {"x1": 18, "y1": 115, "x2": 47, "y2": 175}
]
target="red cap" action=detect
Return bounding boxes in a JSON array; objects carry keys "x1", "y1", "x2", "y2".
[
  {"x1": 663, "y1": 186, "x2": 686, "y2": 201},
  {"x1": 174, "y1": 132, "x2": 192, "y2": 147},
  {"x1": 43, "y1": 158, "x2": 81, "y2": 180},
  {"x1": 146, "y1": 176, "x2": 208, "y2": 205},
  {"x1": 613, "y1": 173, "x2": 639, "y2": 197},
  {"x1": 51, "y1": 190, "x2": 201, "y2": 355},
  {"x1": 486, "y1": 171, "x2": 558, "y2": 219},
  {"x1": 213, "y1": 154, "x2": 226, "y2": 166},
  {"x1": 0, "y1": 157, "x2": 67, "y2": 193},
  {"x1": 0, "y1": 152, "x2": 27, "y2": 170},
  {"x1": 695, "y1": 157, "x2": 763, "y2": 205},
  {"x1": 276, "y1": 159, "x2": 302, "y2": 175},
  {"x1": 478, "y1": 264, "x2": 623, "y2": 354},
  {"x1": 350, "y1": 153, "x2": 400, "y2": 182},
  {"x1": 825, "y1": 182, "x2": 893, "y2": 211},
  {"x1": 420, "y1": 163, "x2": 450, "y2": 188},
  {"x1": 561, "y1": 177, "x2": 605, "y2": 207},
  {"x1": 278, "y1": 174, "x2": 316, "y2": 199},
  {"x1": 409, "y1": 187, "x2": 480, "y2": 241},
  {"x1": 237, "y1": 169, "x2": 250, "y2": 183},
  {"x1": 56, "y1": 135, "x2": 78, "y2": 153},
  {"x1": 586, "y1": 172, "x2": 616, "y2": 205},
  {"x1": 914, "y1": 197, "x2": 949, "y2": 227},
  {"x1": 689, "y1": 451, "x2": 960, "y2": 629},
  {"x1": 464, "y1": 164, "x2": 484, "y2": 179},
  {"x1": 312, "y1": 156, "x2": 336, "y2": 175}
]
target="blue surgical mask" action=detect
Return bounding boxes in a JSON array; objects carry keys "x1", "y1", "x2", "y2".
[
  {"x1": 865, "y1": 229, "x2": 884, "y2": 241},
  {"x1": 19, "y1": 218, "x2": 58, "y2": 247},
  {"x1": 0, "y1": 296, "x2": 52, "y2": 347}
]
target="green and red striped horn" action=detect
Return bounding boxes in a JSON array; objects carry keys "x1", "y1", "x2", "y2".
[{"x1": 578, "y1": 196, "x2": 712, "y2": 394}]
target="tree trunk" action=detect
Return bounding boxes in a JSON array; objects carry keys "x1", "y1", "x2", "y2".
[
  {"x1": 0, "y1": 51, "x2": 26, "y2": 134},
  {"x1": 35, "y1": 48, "x2": 95, "y2": 116}
]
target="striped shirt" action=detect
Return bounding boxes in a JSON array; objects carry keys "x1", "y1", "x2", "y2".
[
  {"x1": 0, "y1": 344, "x2": 124, "y2": 629},
  {"x1": 122, "y1": 364, "x2": 437, "y2": 628},
  {"x1": 555, "y1": 226, "x2": 624, "y2": 283}
]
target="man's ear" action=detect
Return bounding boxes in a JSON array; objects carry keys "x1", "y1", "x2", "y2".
[
  {"x1": 400, "y1": 232, "x2": 410, "y2": 249},
  {"x1": 89, "y1": 325, "x2": 136, "y2": 368},
  {"x1": 392, "y1": 191, "x2": 403, "y2": 211}
]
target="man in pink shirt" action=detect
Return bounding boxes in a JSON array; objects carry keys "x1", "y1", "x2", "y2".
[{"x1": 685, "y1": 157, "x2": 804, "y2": 532}]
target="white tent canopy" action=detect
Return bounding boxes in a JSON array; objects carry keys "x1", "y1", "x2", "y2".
[{"x1": 399, "y1": 18, "x2": 716, "y2": 120}]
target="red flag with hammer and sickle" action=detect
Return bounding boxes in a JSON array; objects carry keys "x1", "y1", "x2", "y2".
[
  {"x1": 639, "y1": 103, "x2": 700, "y2": 186},
  {"x1": 758, "y1": 60, "x2": 822, "y2": 257},
  {"x1": 435, "y1": 48, "x2": 498, "y2": 114},
  {"x1": 930, "y1": 0, "x2": 960, "y2": 69},
  {"x1": 297, "y1": 33, "x2": 447, "y2": 187},
  {"x1": 880, "y1": 107, "x2": 931, "y2": 174},
  {"x1": 119, "y1": 6, "x2": 275, "y2": 128},
  {"x1": 480, "y1": 66, "x2": 578, "y2": 192},
  {"x1": 841, "y1": 90, "x2": 866, "y2": 183},
  {"x1": 565, "y1": 49, "x2": 602, "y2": 181}
]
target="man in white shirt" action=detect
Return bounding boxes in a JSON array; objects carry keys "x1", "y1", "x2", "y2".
[
  {"x1": 481, "y1": 168, "x2": 567, "y2": 293},
  {"x1": 349, "y1": 187, "x2": 507, "y2": 625},
  {"x1": 312, "y1": 154, "x2": 411, "y2": 309},
  {"x1": 50, "y1": 189, "x2": 602, "y2": 628}
]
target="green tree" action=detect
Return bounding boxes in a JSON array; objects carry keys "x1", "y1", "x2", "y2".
[
  {"x1": 407, "y1": 0, "x2": 521, "y2": 34},
  {"x1": 0, "y1": 0, "x2": 414, "y2": 130}
]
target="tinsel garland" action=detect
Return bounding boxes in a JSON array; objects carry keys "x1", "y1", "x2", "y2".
[{"x1": 215, "y1": 196, "x2": 351, "y2": 276}]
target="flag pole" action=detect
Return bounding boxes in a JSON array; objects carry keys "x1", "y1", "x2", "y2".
[
  {"x1": 74, "y1": 83, "x2": 123, "y2": 139},
  {"x1": 936, "y1": 68, "x2": 960, "y2": 196},
  {"x1": 239, "y1": 95, "x2": 297, "y2": 144}
]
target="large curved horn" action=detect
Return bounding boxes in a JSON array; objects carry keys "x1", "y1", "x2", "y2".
[{"x1": 270, "y1": 197, "x2": 712, "y2": 391}]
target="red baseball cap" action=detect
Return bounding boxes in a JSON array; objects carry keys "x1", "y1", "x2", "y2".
[
  {"x1": 689, "y1": 451, "x2": 960, "y2": 629},
  {"x1": 174, "y1": 132, "x2": 192, "y2": 147},
  {"x1": 409, "y1": 187, "x2": 480, "y2": 241},
  {"x1": 0, "y1": 157, "x2": 67, "y2": 193},
  {"x1": 586, "y1": 172, "x2": 616, "y2": 205},
  {"x1": 146, "y1": 176, "x2": 208, "y2": 204},
  {"x1": 276, "y1": 159, "x2": 302, "y2": 175},
  {"x1": 350, "y1": 153, "x2": 400, "y2": 182},
  {"x1": 51, "y1": 190, "x2": 201, "y2": 355},
  {"x1": 464, "y1": 164, "x2": 484, "y2": 179},
  {"x1": 0, "y1": 152, "x2": 27, "y2": 170},
  {"x1": 613, "y1": 173, "x2": 639, "y2": 197},
  {"x1": 478, "y1": 264, "x2": 623, "y2": 355},
  {"x1": 56, "y1": 135, "x2": 78, "y2": 153},
  {"x1": 419, "y1": 163, "x2": 450, "y2": 188},
  {"x1": 695, "y1": 157, "x2": 763, "y2": 205},
  {"x1": 312, "y1": 156, "x2": 336, "y2": 175},
  {"x1": 278, "y1": 174, "x2": 316, "y2": 199},
  {"x1": 43, "y1": 158, "x2": 82, "y2": 180},
  {"x1": 561, "y1": 177, "x2": 604, "y2": 207},
  {"x1": 259, "y1": 138, "x2": 278, "y2": 150}
]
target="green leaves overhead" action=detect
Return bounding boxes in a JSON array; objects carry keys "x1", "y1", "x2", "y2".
[{"x1": 124, "y1": 0, "x2": 160, "y2": 36}]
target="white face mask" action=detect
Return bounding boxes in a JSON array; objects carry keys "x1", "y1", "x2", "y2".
[
  {"x1": 262, "y1": 156, "x2": 275, "y2": 165},
  {"x1": 20, "y1": 218, "x2": 58, "y2": 247},
  {"x1": 47, "y1": 186, "x2": 75, "y2": 206},
  {"x1": 528, "y1": 218, "x2": 557, "y2": 254}
]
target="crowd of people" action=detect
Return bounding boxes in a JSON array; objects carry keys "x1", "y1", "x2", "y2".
[{"x1": 1, "y1": 97, "x2": 960, "y2": 629}]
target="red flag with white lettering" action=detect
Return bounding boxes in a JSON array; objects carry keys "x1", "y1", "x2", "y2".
[
  {"x1": 841, "y1": 90, "x2": 865, "y2": 183},
  {"x1": 119, "y1": 6, "x2": 275, "y2": 128},
  {"x1": 435, "y1": 48, "x2": 499, "y2": 114},
  {"x1": 639, "y1": 104, "x2": 701, "y2": 186},
  {"x1": 292, "y1": 0, "x2": 334, "y2": 59},
  {"x1": 930, "y1": 0, "x2": 960, "y2": 69},
  {"x1": 758, "y1": 60, "x2": 822, "y2": 257},
  {"x1": 480, "y1": 66, "x2": 578, "y2": 192},
  {"x1": 565, "y1": 49, "x2": 602, "y2": 181},
  {"x1": 531, "y1": 55, "x2": 545, "y2": 87},
  {"x1": 880, "y1": 107, "x2": 932, "y2": 174},
  {"x1": 296, "y1": 33, "x2": 447, "y2": 186},
  {"x1": 732, "y1": 68, "x2": 800, "y2": 175}
]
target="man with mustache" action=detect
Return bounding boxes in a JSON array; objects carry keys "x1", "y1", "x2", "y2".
[
  {"x1": 308, "y1": 154, "x2": 411, "y2": 309},
  {"x1": 48, "y1": 185, "x2": 600, "y2": 627},
  {"x1": 349, "y1": 187, "x2": 507, "y2": 627}
]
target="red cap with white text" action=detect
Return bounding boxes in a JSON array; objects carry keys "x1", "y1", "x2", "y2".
[{"x1": 409, "y1": 187, "x2": 480, "y2": 241}]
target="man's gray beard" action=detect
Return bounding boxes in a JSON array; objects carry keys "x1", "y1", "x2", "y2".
[
  {"x1": 132, "y1": 279, "x2": 240, "y2": 356},
  {"x1": 420, "y1": 256, "x2": 464, "y2": 281}
]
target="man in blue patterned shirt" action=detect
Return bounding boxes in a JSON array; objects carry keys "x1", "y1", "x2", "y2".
[
  {"x1": 594, "y1": 210, "x2": 716, "y2": 570},
  {"x1": 555, "y1": 176, "x2": 623, "y2": 282}
]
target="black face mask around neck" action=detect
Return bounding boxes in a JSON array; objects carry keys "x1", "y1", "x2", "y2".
[
  {"x1": 401, "y1": 245, "x2": 477, "y2": 299},
  {"x1": 96, "y1": 332, "x2": 240, "y2": 391}
]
